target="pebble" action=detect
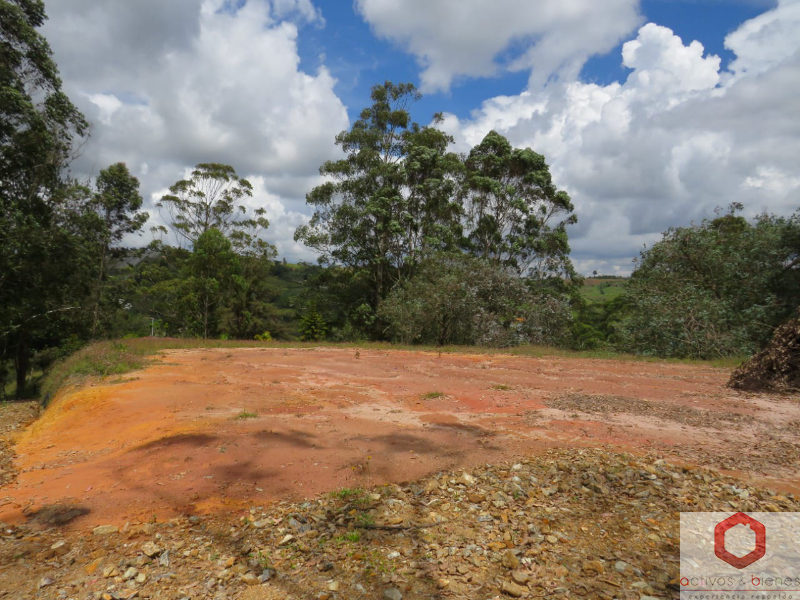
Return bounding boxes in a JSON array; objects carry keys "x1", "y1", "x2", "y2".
[
  {"x1": 501, "y1": 580, "x2": 527, "y2": 597},
  {"x1": 141, "y1": 541, "x2": 162, "y2": 557},
  {"x1": 93, "y1": 525, "x2": 119, "y2": 536},
  {"x1": 383, "y1": 588, "x2": 403, "y2": 600}
]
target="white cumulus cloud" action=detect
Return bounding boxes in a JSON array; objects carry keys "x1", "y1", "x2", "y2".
[
  {"x1": 43, "y1": 0, "x2": 349, "y2": 261},
  {"x1": 438, "y1": 1, "x2": 800, "y2": 274},
  {"x1": 355, "y1": 0, "x2": 642, "y2": 92}
]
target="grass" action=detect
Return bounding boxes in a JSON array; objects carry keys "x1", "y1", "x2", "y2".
[
  {"x1": 330, "y1": 487, "x2": 366, "y2": 501},
  {"x1": 420, "y1": 391, "x2": 445, "y2": 400},
  {"x1": 235, "y1": 410, "x2": 258, "y2": 420},
  {"x1": 491, "y1": 384, "x2": 513, "y2": 391},
  {"x1": 37, "y1": 336, "x2": 744, "y2": 406},
  {"x1": 581, "y1": 277, "x2": 628, "y2": 304},
  {"x1": 335, "y1": 531, "x2": 362, "y2": 543}
]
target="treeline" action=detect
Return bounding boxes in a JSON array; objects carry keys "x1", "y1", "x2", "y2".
[{"x1": 2, "y1": 2, "x2": 799, "y2": 399}]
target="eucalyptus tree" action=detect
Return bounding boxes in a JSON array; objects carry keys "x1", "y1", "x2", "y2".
[
  {"x1": 89, "y1": 163, "x2": 148, "y2": 335},
  {"x1": 295, "y1": 81, "x2": 462, "y2": 325},
  {"x1": 461, "y1": 130, "x2": 578, "y2": 281},
  {"x1": 157, "y1": 163, "x2": 254, "y2": 246}
]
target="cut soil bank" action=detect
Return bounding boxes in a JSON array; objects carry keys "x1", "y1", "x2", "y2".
[{"x1": 2, "y1": 347, "x2": 799, "y2": 528}]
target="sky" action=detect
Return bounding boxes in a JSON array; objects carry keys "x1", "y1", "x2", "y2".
[{"x1": 41, "y1": 0, "x2": 800, "y2": 275}]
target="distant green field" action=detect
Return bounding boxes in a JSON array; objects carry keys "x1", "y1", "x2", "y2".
[{"x1": 581, "y1": 277, "x2": 627, "y2": 303}]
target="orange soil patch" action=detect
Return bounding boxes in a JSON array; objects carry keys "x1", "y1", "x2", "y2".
[{"x1": 1, "y1": 347, "x2": 798, "y2": 528}]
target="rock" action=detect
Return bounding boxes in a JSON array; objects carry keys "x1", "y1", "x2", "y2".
[
  {"x1": 259, "y1": 568, "x2": 274, "y2": 583},
  {"x1": 37, "y1": 576, "x2": 55, "y2": 588},
  {"x1": 425, "y1": 480, "x2": 440, "y2": 493},
  {"x1": 387, "y1": 551, "x2": 400, "y2": 559},
  {"x1": 467, "y1": 492, "x2": 486, "y2": 503},
  {"x1": 84, "y1": 557, "x2": 103, "y2": 575},
  {"x1": 251, "y1": 519, "x2": 269, "y2": 528},
  {"x1": 437, "y1": 579, "x2": 450, "y2": 589},
  {"x1": 278, "y1": 534, "x2": 295, "y2": 546},
  {"x1": 511, "y1": 571, "x2": 529, "y2": 584},
  {"x1": 102, "y1": 566, "x2": 119, "y2": 578},
  {"x1": 123, "y1": 566, "x2": 138, "y2": 580},
  {"x1": 141, "y1": 541, "x2": 162, "y2": 558},
  {"x1": 318, "y1": 562, "x2": 334, "y2": 572},
  {"x1": 93, "y1": 525, "x2": 119, "y2": 536},
  {"x1": 614, "y1": 560, "x2": 630, "y2": 573},
  {"x1": 50, "y1": 541, "x2": 69, "y2": 556},
  {"x1": 546, "y1": 535, "x2": 558, "y2": 544},
  {"x1": 583, "y1": 560, "x2": 604, "y2": 574},
  {"x1": 241, "y1": 572, "x2": 259, "y2": 585},
  {"x1": 502, "y1": 550, "x2": 520, "y2": 569},
  {"x1": 383, "y1": 588, "x2": 403, "y2": 600},
  {"x1": 158, "y1": 550, "x2": 170, "y2": 567},
  {"x1": 457, "y1": 472, "x2": 475, "y2": 487},
  {"x1": 501, "y1": 580, "x2": 527, "y2": 597},
  {"x1": 135, "y1": 572, "x2": 147, "y2": 584}
]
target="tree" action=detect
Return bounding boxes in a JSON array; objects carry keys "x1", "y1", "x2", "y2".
[
  {"x1": 0, "y1": 0, "x2": 88, "y2": 397},
  {"x1": 221, "y1": 208, "x2": 292, "y2": 339},
  {"x1": 617, "y1": 205, "x2": 800, "y2": 358},
  {"x1": 157, "y1": 163, "x2": 254, "y2": 246},
  {"x1": 185, "y1": 228, "x2": 239, "y2": 339},
  {"x1": 299, "y1": 305, "x2": 327, "y2": 342},
  {"x1": 89, "y1": 163, "x2": 147, "y2": 335},
  {"x1": 461, "y1": 130, "x2": 578, "y2": 280},
  {"x1": 296, "y1": 82, "x2": 462, "y2": 325}
]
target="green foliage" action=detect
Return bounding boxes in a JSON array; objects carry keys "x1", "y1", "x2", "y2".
[
  {"x1": 297, "y1": 82, "x2": 580, "y2": 341},
  {"x1": 617, "y1": 205, "x2": 800, "y2": 358},
  {"x1": 0, "y1": 0, "x2": 90, "y2": 397},
  {"x1": 462, "y1": 130, "x2": 578, "y2": 280},
  {"x1": 156, "y1": 163, "x2": 254, "y2": 245},
  {"x1": 254, "y1": 331, "x2": 272, "y2": 342},
  {"x1": 299, "y1": 306, "x2": 327, "y2": 342},
  {"x1": 296, "y1": 81, "x2": 463, "y2": 331},
  {"x1": 378, "y1": 253, "x2": 573, "y2": 347}
]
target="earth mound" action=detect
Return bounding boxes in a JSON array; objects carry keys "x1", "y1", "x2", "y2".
[{"x1": 728, "y1": 317, "x2": 800, "y2": 393}]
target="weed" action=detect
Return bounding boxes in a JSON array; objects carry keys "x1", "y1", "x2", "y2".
[
  {"x1": 420, "y1": 391, "x2": 445, "y2": 400},
  {"x1": 235, "y1": 410, "x2": 258, "y2": 420},
  {"x1": 330, "y1": 487, "x2": 366, "y2": 501},
  {"x1": 355, "y1": 512, "x2": 376, "y2": 527},
  {"x1": 335, "y1": 531, "x2": 361, "y2": 543},
  {"x1": 491, "y1": 384, "x2": 512, "y2": 391}
]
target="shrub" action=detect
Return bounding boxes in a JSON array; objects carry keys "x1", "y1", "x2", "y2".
[{"x1": 378, "y1": 253, "x2": 572, "y2": 347}]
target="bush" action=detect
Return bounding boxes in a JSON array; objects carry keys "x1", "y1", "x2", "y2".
[
  {"x1": 378, "y1": 253, "x2": 573, "y2": 347},
  {"x1": 616, "y1": 206, "x2": 800, "y2": 359}
]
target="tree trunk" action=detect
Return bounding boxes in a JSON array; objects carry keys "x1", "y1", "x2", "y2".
[
  {"x1": 91, "y1": 245, "x2": 107, "y2": 337},
  {"x1": 14, "y1": 337, "x2": 29, "y2": 399}
]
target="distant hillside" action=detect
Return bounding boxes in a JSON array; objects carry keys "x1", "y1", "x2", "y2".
[{"x1": 581, "y1": 277, "x2": 628, "y2": 303}]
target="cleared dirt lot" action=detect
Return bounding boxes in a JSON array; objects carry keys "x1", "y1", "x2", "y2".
[{"x1": 2, "y1": 347, "x2": 799, "y2": 527}]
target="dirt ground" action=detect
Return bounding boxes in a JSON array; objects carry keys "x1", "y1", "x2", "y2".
[{"x1": 2, "y1": 347, "x2": 798, "y2": 529}]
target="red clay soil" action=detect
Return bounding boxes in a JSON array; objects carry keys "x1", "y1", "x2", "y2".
[{"x1": 1, "y1": 347, "x2": 799, "y2": 528}]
